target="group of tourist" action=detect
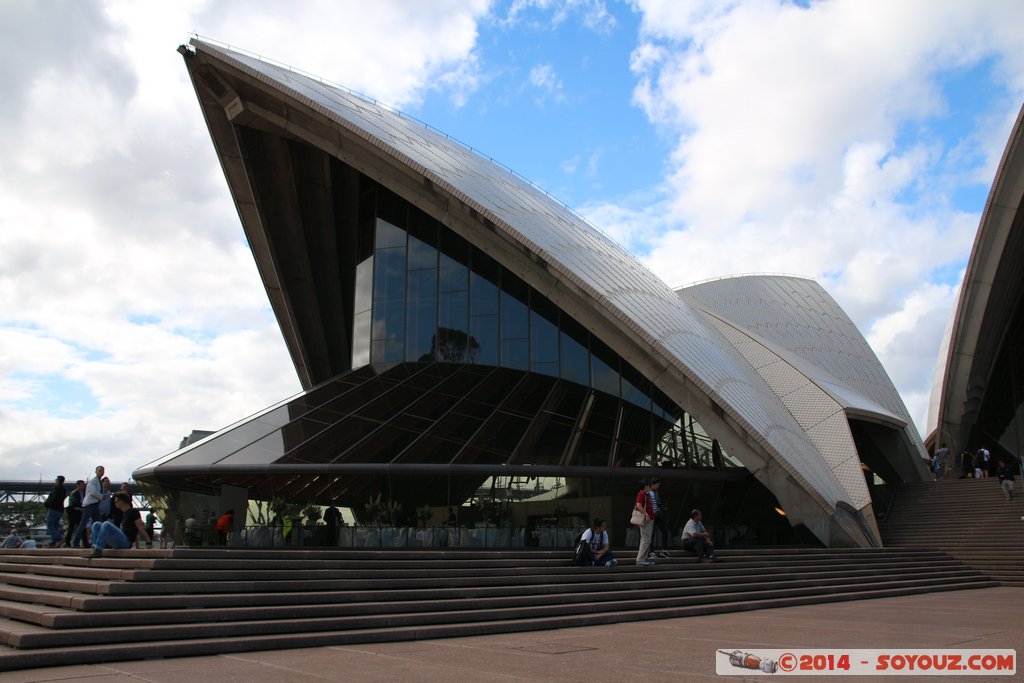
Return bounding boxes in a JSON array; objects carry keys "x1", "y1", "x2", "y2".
[
  {"x1": 634, "y1": 477, "x2": 717, "y2": 565},
  {"x1": 32, "y1": 466, "x2": 156, "y2": 555},
  {"x1": 573, "y1": 477, "x2": 717, "y2": 568},
  {"x1": 932, "y1": 443, "x2": 1018, "y2": 500}
]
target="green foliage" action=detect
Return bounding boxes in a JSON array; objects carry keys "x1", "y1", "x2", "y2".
[{"x1": 0, "y1": 502, "x2": 47, "y2": 530}]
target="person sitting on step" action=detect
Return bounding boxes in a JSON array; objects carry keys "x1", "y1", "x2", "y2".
[
  {"x1": 681, "y1": 508, "x2": 717, "y2": 563},
  {"x1": 576, "y1": 518, "x2": 616, "y2": 567},
  {"x1": 90, "y1": 493, "x2": 152, "y2": 558}
]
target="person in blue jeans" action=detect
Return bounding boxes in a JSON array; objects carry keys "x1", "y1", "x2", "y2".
[
  {"x1": 91, "y1": 493, "x2": 152, "y2": 558},
  {"x1": 71, "y1": 465, "x2": 105, "y2": 548},
  {"x1": 43, "y1": 475, "x2": 67, "y2": 547}
]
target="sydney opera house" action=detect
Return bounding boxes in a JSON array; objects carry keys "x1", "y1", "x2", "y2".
[
  {"x1": 928, "y1": 103, "x2": 1024, "y2": 469},
  {"x1": 133, "y1": 38, "x2": 932, "y2": 549}
]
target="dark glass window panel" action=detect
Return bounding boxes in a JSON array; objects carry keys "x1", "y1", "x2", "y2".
[
  {"x1": 461, "y1": 369, "x2": 516, "y2": 408},
  {"x1": 406, "y1": 210, "x2": 437, "y2": 247},
  {"x1": 352, "y1": 310, "x2": 371, "y2": 367},
  {"x1": 652, "y1": 388, "x2": 682, "y2": 423},
  {"x1": 618, "y1": 408, "x2": 654, "y2": 453},
  {"x1": 572, "y1": 429, "x2": 612, "y2": 467},
  {"x1": 530, "y1": 309, "x2": 558, "y2": 365},
  {"x1": 591, "y1": 354, "x2": 619, "y2": 396},
  {"x1": 438, "y1": 291, "x2": 469, "y2": 340},
  {"x1": 436, "y1": 323, "x2": 472, "y2": 362},
  {"x1": 500, "y1": 338, "x2": 528, "y2": 370},
  {"x1": 299, "y1": 376, "x2": 367, "y2": 409},
  {"x1": 469, "y1": 314, "x2": 498, "y2": 365},
  {"x1": 472, "y1": 249, "x2": 500, "y2": 285},
  {"x1": 357, "y1": 219, "x2": 374, "y2": 261},
  {"x1": 451, "y1": 445, "x2": 509, "y2": 466},
  {"x1": 310, "y1": 380, "x2": 391, "y2": 419},
  {"x1": 279, "y1": 417, "x2": 333, "y2": 450},
  {"x1": 399, "y1": 365, "x2": 451, "y2": 395},
  {"x1": 219, "y1": 419, "x2": 282, "y2": 449},
  {"x1": 353, "y1": 257, "x2": 373, "y2": 314},
  {"x1": 559, "y1": 331, "x2": 589, "y2": 385},
  {"x1": 406, "y1": 268, "x2": 437, "y2": 362},
  {"x1": 525, "y1": 419, "x2": 572, "y2": 465},
  {"x1": 355, "y1": 383, "x2": 421, "y2": 421},
  {"x1": 255, "y1": 405, "x2": 297, "y2": 428},
  {"x1": 371, "y1": 320, "x2": 404, "y2": 365},
  {"x1": 434, "y1": 366, "x2": 487, "y2": 399},
  {"x1": 439, "y1": 253, "x2": 468, "y2": 292},
  {"x1": 621, "y1": 375, "x2": 651, "y2": 411},
  {"x1": 371, "y1": 248, "x2": 406, "y2": 351},
  {"x1": 484, "y1": 413, "x2": 531, "y2": 454},
  {"x1": 407, "y1": 236, "x2": 437, "y2": 271},
  {"x1": 349, "y1": 424, "x2": 421, "y2": 464},
  {"x1": 160, "y1": 433, "x2": 253, "y2": 469},
  {"x1": 501, "y1": 271, "x2": 529, "y2": 302},
  {"x1": 376, "y1": 191, "x2": 407, "y2": 231},
  {"x1": 453, "y1": 398, "x2": 497, "y2": 421},
  {"x1": 532, "y1": 361, "x2": 559, "y2": 377},
  {"x1": 433, "y1": 412, "x2": 484, "y2": 442},
  {"x1": 440, "y1": 227, "x2": 470, "y2": 265},
  {"x1": 301, "y1": 401, "x2": 348, "y2": 426},
  {"x1": 550, "y1": 383, "x2": 587, "y2": 420},
  {"x1": 315, "y1": 417, "x2": 381, "y2": 462},
  {"x1": 372, "y1": 248, "x2": 406, "y2": 307},
  {"x1": 470, "y1": 272, "x2": 499, "y2": 315},
  {"x1": 503, "y1": 374, "x2": 555, "y2": 416},
  {"x1": 581, "y1": 392, "x2": 618, "y2": 437},
  {"x1": 390, "y1": 412, "x2": 435, "y2": 434},
  {"x1": 394, "y1": 435, "x2": 464, "y2": 464},
  {"x1": 404, "y1": 392, "x2": 454, "y2": 421},
  {"x1": 215, "y1": 431, "x2": 286, "y2": 466},
  {"x1": 500, "y1": 290, "x2": 528, "y2": 339}
]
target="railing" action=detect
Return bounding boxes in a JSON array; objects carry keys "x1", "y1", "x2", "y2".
[
  {"x1": 172, "y1": 523, "x2": 753, "y2": 550},
  {"x1": 177, "y1": 524, "x2": 587, "y2": 549}
]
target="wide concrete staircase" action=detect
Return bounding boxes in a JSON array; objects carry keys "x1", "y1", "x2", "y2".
[
  {"x1": 0, "y1": 546, "x2": 996, "y2": 671},
  {"x1": 881, "y1": 477, "x2": 1024, "y2": 587}
]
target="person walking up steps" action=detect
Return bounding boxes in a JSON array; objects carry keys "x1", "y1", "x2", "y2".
[{"x1": 635, "y1": 479, "x2": 655, "y2": 566}]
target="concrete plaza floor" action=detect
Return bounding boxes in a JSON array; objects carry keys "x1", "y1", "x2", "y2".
[{"x1": 4, "y1": 586, "x2": 1021, "y2": 682}]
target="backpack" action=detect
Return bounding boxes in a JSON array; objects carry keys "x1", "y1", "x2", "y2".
[{"x1": 571, "y1": 532, "x2": 589, "y2": 566}]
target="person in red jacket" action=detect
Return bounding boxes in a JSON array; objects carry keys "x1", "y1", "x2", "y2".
[
  {"x1": 634, "y1": 479, "x2": 655, "y2": 566},
  {"x1": 214, "y1": 510, "x2": 234, "y2": 546}
]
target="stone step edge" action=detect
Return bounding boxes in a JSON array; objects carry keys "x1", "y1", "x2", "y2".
[
  {"x1": 0, "y1": 581, "x2": 991, "y2": 651},
  {"x1": 0, "y1": 568, "x2": 987, "y2": 630}
]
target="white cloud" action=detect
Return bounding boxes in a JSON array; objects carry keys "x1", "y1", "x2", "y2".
[
  {"x1": 505, "y1": 0, "x2": 617, "y2": 33},
  {"x1": 529, "y1": 63, "x2": 565, "y2": 103},
  {"x1": 594, "y1": 0, "x2": 1024, "y2": 435},
  {"x1": 0, "y1": 1, "x2": 490, "y2": 480}
]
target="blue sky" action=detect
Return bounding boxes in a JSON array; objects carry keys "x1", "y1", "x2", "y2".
[{"x1": 1, "y1": 0, "x2": 1023, "y2": 483}]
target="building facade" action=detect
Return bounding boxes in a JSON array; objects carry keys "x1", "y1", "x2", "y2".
[
  {"x1": 133, "y1": 39, "x2": 929, "y2": 548},
  {"x1": 929, "y1": 103, "x2": 1024, "y2": 468}
]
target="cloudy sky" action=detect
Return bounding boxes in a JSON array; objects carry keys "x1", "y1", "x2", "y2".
[{"x1": 2, "y1": 0, "x2": 1023, "y2": 483}]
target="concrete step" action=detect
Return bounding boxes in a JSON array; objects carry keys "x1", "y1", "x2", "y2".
[
  {"x1": 0, "y1": 566, "x2": 985, "y2": 631},
  {"x1": 0, "y1": 546, "x2": 990, "y2": 671},
  {"x1": 0, "y1": 579, "x2": 992, "y2": 672}
]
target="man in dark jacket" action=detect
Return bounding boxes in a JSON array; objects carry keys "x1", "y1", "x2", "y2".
[
  {"x1": 63, "y1": 480, "x2": 86, "y2": 547},
  {"x1": 44, "y1": 475, "x2": 67, "y2": 547}
]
